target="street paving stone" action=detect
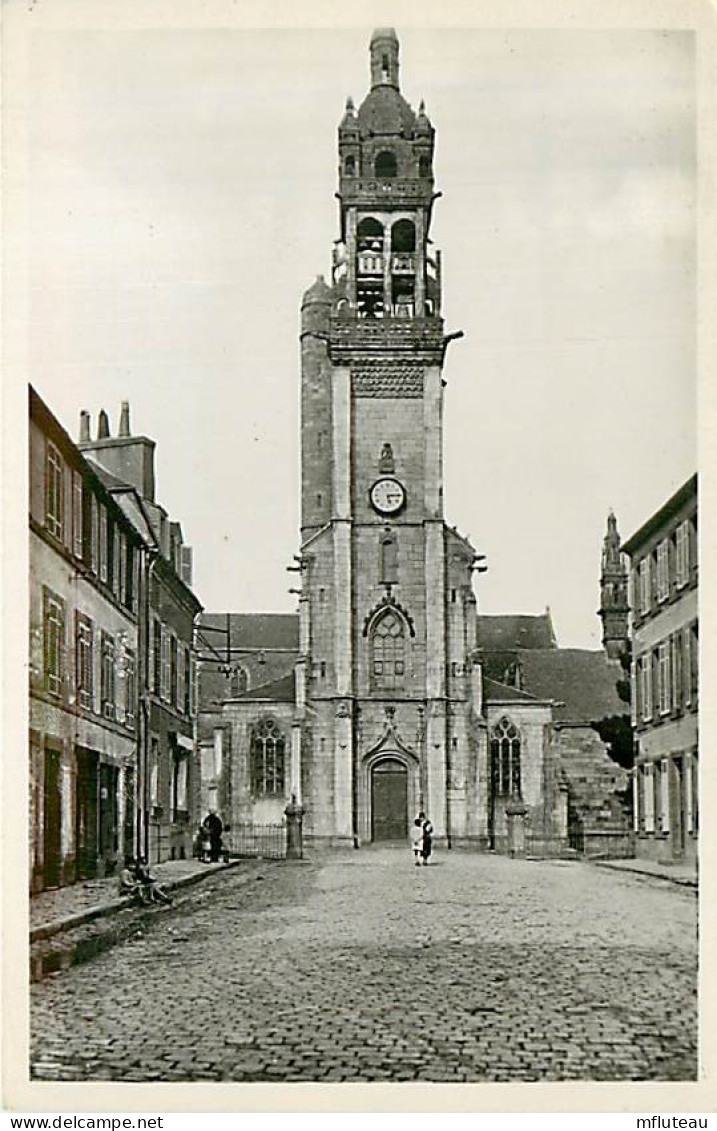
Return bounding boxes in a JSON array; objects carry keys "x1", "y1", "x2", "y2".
[{"x1": 30, "y1": 849, "x2": 697, "y2": 1082}]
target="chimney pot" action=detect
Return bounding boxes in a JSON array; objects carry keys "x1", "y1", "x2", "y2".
[
  {"x1": 97, "y1": 409, "x2": 110, "y2": 439},
  {"x1": 119, "y1": 401, "x2": 131, "y2": 438},
  {"x1": 79, "y1": 410, "x2": 91, "y2": 443}
]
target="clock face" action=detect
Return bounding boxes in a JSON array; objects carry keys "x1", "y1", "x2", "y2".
[{"x1": 369, "y1": 477, "x2": 406, "y2": 516}]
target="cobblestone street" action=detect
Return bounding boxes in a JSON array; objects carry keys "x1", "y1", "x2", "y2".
[{"x1": 31, "y1": 850, "x2": 697, "y2": 1082}]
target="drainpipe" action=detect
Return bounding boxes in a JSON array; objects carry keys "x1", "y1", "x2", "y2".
[{"x1": 138, "y1": 546, "x2": 159, "y2": 862}]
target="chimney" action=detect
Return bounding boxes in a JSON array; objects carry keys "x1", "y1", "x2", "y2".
[
  {"x1": 79, "y1": 410, "x2": 91, "y2": 443},
  {"x1": 118, "y1": 401, "x2": 131, "y2": 438},
  {"x1": 97, "y1": 410, "x2": 110, "y2": 439}
]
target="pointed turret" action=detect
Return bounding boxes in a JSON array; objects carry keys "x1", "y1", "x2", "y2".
[{"x1": 598, "y1": 510, "x2": 630, "y2": 661}]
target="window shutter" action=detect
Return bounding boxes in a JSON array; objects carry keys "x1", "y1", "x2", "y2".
[
  {"x1": 643, "y1": 765, "x2": 655, "y2": 832},
  {"x1": 660, "y1": 760, "x2": 670, "y2": 833},
  {"x1": 180, "y1": 546, "x2": 193, "y2": 587},
  {"x1": 72, "y1": 472, "x2": 83, "y2": 558}
]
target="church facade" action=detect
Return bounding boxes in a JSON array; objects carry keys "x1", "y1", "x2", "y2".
[{"x1": 197, "y1": 30, "x2": 631, "y2": 854}]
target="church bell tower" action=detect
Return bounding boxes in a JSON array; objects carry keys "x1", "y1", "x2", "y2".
[{"x1": 297, "y1": 29, "x2": 483, "y2": 847}]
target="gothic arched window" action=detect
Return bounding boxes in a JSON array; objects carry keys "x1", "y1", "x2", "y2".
[
  {"x1": 250, "y1": 718, "x2": 286, "y2": 797},
  {"x1": 371, "y1": 609, "x2": 406, "y2": 690},
  {"x1": 375, "y1": 151, "x2": 397, "y2": 179},
  {"x1": 490, "y1": 717, "x2": 521, "y2": 798},
  {"x1": 229, "y1": 666, "x2": 248, "y2": 697}
]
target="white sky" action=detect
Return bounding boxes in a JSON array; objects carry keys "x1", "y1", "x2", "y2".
[{"x1": 24, "y1": 25, "x2": 695, "y2": 648}]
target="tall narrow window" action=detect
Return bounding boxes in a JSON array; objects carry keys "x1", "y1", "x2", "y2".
[
  {"x1": 72, "y1": 472, "x2": 83, "y2": 558},
  {"x1": 169, "y1": 633, "x2": 178, "y2": 707},
  {"x1": 490, "y1": 717, "x2": 521, "y2": 798},
  {"x1": 45, "y1": 442, "x2": 64, "y2": 539},
  {"x1": 43, "y1": 588, "x2": 65, "y2": 698},
  {"x1": 380, "y1": 533, "x2": 399, "y2": 585},
  {"x1": 643, "y1": 764, "x2": 655, "y2": 832},
  {"x1": 125, "y1": 648, "x2": 136, "y2": 729},
  {"x1": 100, "y1": 631, "x2": 116, "y2": 719},
  {"x1": 658, "y1": 642, "x2": 671, "y2": 715},
  {"x1": 177, "y1": 644, "x2": 186, "y2": 713},
  {"x1": 75, "y1": 611, "x2": 94, "y2": 711},
  {"x1": 656, "y1": 540, "x2": 670, "y2": 602},
  {"x1": 99, "y1": 506, "x2": 108, "y2": 583},
  {"x1": 185, "y1": 649, "x2": 193, "y2": 715},
  {"x1": 638, "y1": 557, "x2": 651, "y2": 615},
  {"x1": 152, "y1": 618, "x2": 162, "y2": 696},
  {"x1": 250, "y1": 718, "x2": 286, "y2": 796},
  {"x1": 371, "y1": 609, "x2": 406, "y2": 690},
  {"x1": 675, "y1": 520, "x2": 689, "y2": 586},
  {"x1": 160, "y1": 627, "x2": 170, "y2": 702}
]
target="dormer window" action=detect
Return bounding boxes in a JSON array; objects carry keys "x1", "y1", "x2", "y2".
[{"x1": 375, "y1": 151, "x2": 397, "y2": 179}]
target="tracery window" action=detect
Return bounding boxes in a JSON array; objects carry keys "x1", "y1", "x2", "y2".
[
  {"x1": 371, "y1": 609, "x2": 406, "y2": 690},
  {"x1": 490, "y1": 717, "x2": 521, "y2": 797},
  {"x1": 250, "y1": 718, "x2": 286, "y2": 797}
]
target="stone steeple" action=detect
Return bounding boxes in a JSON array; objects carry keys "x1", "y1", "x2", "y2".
[{"x1": 598, "y1": 511, "x2": 630, "y2": 661}]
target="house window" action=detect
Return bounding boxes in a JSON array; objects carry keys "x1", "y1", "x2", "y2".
[
  {"x1": 99, "y1": 506, "x2": 108, "y2": 583},
  {"x1": 490, "y1": 717, "x2": 521, "y2": 797},
  {"x1": 149, "y1": 737, "x2": 159, "y2": 807},
  {"x1": 75, "y1": 612, "x2": 94, "y2": 711},
  {"x1": 177, "y1": 644, "x2": 186, "y2": 712},
  {"x1": 90, "y1": 495, "x2": 99, "y2": 574},
  {"x1": 116, "y1": 531, "x2": 126, "y2": 604},
  {"x1": 72, "y1": 472, "x2": 83, "y2": 558},
  {"x1": 125, "y1": 648, "x2": 136, "y2": 729},
  {"x1": 173, "y1": 754, "x2": 188, "y2": 815},
  {"x1": 45, "y1": 441, "x2": 64, "y2": 539},
  {"x1": 185, "y1": 649, "x2": 193, "y2": 715},
  {"x1": 152, "y1": 618, "x2": 162, "y2": 696},
  {"x1": 43, "y1": 587, "x2": 65, "y2": 698},
  {"x1": 672, "y1": 633, "x2": 683, "y2": 712},
  {"x1": 639, "y1": 655, "x2": 652, "y2": 722},
  {"x1": 675, "y1": 520, "x2": 690, "y2": 587},
  {"x1": 250, "y1": 718, "x2": 286, "y2": 797},
  {"x1": 100, "y1": 632, "x2": 116, "y2": 719},
  {"x1": 169, "y1": 634, "x2": 178, "y2": 707},
  {"x1": 656, "y1": 540, "x2": 670, "y2": 602},
  {"x1": 658, "y1": 642, "x2": 671, "y2": 715},
  {"x1": 638, "y1": 557, "x2": 651, "y2": 615},
  {"x1": 160, "y1": 626, "x2": 170, "y2": 702},
  {"x1": 124, "y1": 542, "x2": 134, "y2": 610},
  {"x1": 689, "y1": 621, "x2": 698, "y2": 704},
  {"x1": 371, "y1": 609, "x2": 406, "y2": 690},
  {"x1": 642, "y1": 764, "x2": 655, "y2": 832}
]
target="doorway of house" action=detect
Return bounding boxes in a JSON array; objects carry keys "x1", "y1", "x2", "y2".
[
  {"x1": 75, "y1": 747, "x2": 99, "y2": 879},
  {"x1": 371, "y1": 757, "x2": 408, "y2": 841},
  {"x1": 43, "y1": 747, "x2": 62, "y2": 888}
]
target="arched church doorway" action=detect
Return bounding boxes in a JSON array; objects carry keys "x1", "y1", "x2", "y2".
[{"x1": 371, "y1": 757, "x2": 408, "y2": 841}]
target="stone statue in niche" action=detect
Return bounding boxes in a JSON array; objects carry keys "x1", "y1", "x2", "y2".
[{"x1": 379, "y1": 442, "x2": 395, "y2": 473}]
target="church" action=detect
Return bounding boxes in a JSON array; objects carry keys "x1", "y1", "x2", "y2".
[{"x1": 197, "y1": 30, "x2": 631, "y2": 854}]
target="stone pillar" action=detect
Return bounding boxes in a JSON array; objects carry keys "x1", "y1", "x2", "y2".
[
  {"x1": 285, "y1": 795, "x2": 304, "y2": 861},
  {"x1": 426, "y1": 699, "x2": 447, "y2": 838},
  {"x1": 290, "y1": 719, "x2": 303, "y2": 805},
  {"x1": 334, "y1": 701, "x2": 353, "y2": 841},
  {"x1": 506, "y1": 799, "x2": 529, "y2": 858}
]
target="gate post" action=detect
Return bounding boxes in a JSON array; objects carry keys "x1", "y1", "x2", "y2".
[
  {"x1": 505, "y1": 798, "x2": 528, "y2": 858},
  {"x1": 284, "y1": 794, "x2": 304, "y2": 860}
]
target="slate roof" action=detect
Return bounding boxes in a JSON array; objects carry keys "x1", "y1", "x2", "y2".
[
  {"x1": 518, "y1": 649, "x2": 628, "y2": 724},
  {"x1": 235, "y1": 672, "x2": 296, "y2": 703},
  {"x1": 199, "y1": 613, "x2": 299, "y2": 652},
  {"x1": 476, "y1": 613, "x2": 557, "y2": 653},
  {"x1": 483, "y1": 678, "x2": 549, "y2": 705},
  {"x1": 356, "y1": 86, "x2": 418, "y2": 136}
]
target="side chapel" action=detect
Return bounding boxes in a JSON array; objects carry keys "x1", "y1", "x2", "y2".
[{"x1": 197, "y1": 30, "x2": 631, "y2": 853}]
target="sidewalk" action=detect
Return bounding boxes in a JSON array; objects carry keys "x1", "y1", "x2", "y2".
[
  {"x1": 591, "y1": 856, "x2": 697, "y2": 888},
  {"x1": 29, "y1": 859, "x2": 261, "y2": 983},
  {"x1": 30, "y1": 857, "x2": 236, "y2": 939}
]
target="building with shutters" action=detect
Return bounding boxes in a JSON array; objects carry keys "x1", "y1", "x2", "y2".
[
  {"x1": 79, "y1": 402, "x2": 203, "y2": 865},
  {"x1": 623, "y1": 475, "x2": 698, "y2": 864},
  {"x1": 29, "y1": 387, "x2": 144, "y2": 892}
]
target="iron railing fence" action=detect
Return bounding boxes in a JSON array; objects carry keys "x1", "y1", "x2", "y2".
[{"x1": 226, "y1": 822, "x2": 287, "y2": 861}]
